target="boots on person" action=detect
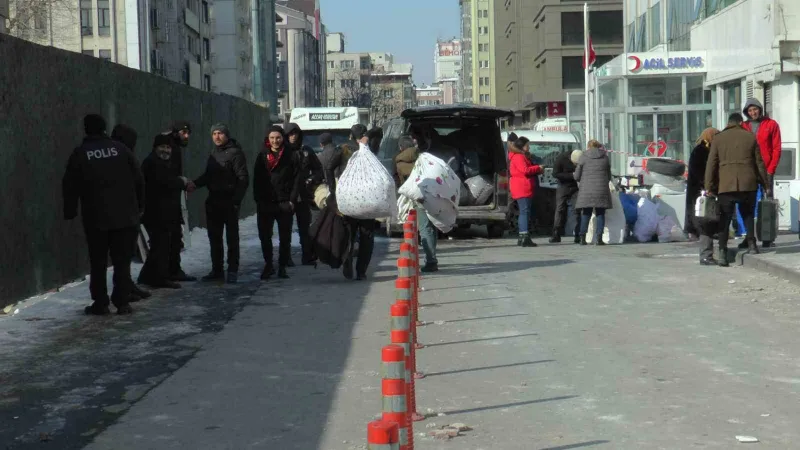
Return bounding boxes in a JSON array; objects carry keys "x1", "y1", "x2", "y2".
[
  {"x1": 277, "y1": 267, "x2": 289, "y2": 279},
  {"x1": 574, "y1": 234, "x2": 581, "y2": 244},
  {"x1": 548, "y1": 230, "x2": 561, "y2": 244},
  {"x1": 260, "y1": 265, "x2": 275, "y2": 280},
  {"x1": 201, "y1": 270, "x2": 225, "y2": 282},
  {"x1": 595, "y1": 236, "x2": 606, "y2": 246},
  {"x1": 520, "y1": 232, "x2": 537, "y2": 247},
  {"x1": 718, "y1": 247, "x2": 730, "y2": 267},
  {"x1": 132, "y1": 285, "x2": 151, "y2": 299},
  {"x1": 517, "y1": 234, "x2": 524, "y2": 246},
  {"x1": 580, "y1": 234, "x2": 588, "y2": 246},
  {"x1": 747, "y1": 238, "x2": 760, "y2": 254}
]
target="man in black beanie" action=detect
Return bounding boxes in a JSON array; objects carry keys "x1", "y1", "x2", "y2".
[
  {"x1": 161, "y1": 120, "x2": 196, "y2": 282},
  {"x1": 193, "y1": 123, "x2": 249, "y2": 283},
  {"x1": 63, "y1": 114, "x2": 145, "y2": 315}
]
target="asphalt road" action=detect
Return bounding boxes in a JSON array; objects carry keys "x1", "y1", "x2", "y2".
[{"x1": 2, "y1": 230, "x2": 800, "y2": 449}]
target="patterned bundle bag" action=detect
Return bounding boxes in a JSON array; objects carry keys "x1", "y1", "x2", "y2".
[
  {"x1": 336, "y1": 144, "x2": 397, "y2": 220},
  {"x1": 399, "y1": 153, "x2": 461, "y2": 233}
]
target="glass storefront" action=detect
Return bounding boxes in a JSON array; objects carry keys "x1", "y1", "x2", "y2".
[{"x1": 595, "y1": 70, "x2": 712, "y2": 175}]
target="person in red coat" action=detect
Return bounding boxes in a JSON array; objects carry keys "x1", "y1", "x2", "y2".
[
  {"x1": 509, "y1": 137, "x2": 543, "y2": 247},
  {"x1": 742, "y1": 98, "x2": 781, "y2": 247}
]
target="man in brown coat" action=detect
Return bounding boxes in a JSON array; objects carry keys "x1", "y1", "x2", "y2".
[
  {"x1": 394, "y1": 135, "x2": 418, "y2": 184},
  {"x1": 705, "y1": 113, "x2": 769, "y2": 265}
]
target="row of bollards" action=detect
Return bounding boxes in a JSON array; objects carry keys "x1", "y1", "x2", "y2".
[{"x1": 368, "y1": 209, "x2": 426, "y2": 450}]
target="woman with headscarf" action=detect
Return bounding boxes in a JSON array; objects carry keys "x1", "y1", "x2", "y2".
[
  {"x1": 686, "y1": 127, "x2": 719, "y2": 265},
  {"x1": 573, "y1": 140, "x2": 612, "y2": 246}
]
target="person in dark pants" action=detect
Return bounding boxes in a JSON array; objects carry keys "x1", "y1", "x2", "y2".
[
  {"x1": 163, "y1": 121, "x2": 197, "y2": 281},
  {"x1": 110, "y1": 124, "x2": 152, "y2": 301},
  {"x1": 193, "y1": 123, "x2": 249, "y2": 283},
  {"x1": 138, "y1": 134, "x2": 191, "y2": 288},
  {"x1": 63, "y1": 114, "x2": 144, "y2": 315},
  {"x1": 687, "y1": 127, "x2": 720, "y2": 265},
  {"x1": 705, "y1": 113, "x2": 769, "y2": 266},
  {"x1": 254, "y1": 126, "x2": 302, "y2": 280},
  {"x1": 323, "y1": 124, "x2": 375, "y2": 280},
  {"x1": 550, "y1": 149, "x2": 581, "y2": 244},
  {"x1": 573, "y1": 140, "x2": 613, "y2": 246},
  {"x1": 284, "y1": 123, "x2": 324, "y2": 266}
]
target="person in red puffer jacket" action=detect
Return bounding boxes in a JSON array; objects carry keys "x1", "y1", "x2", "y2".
[
  {"x1": 742, "y1": 98, "x2": 781, "y2": 247},
  {"x1": 509, "y1": 136, "x2": 543, "y2": 247}
]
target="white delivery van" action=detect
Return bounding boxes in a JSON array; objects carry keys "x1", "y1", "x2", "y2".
[{"x1": 288, "y1": 107, "x2": 369, "y2": 153}]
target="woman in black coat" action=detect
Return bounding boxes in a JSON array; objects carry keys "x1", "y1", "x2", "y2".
[{"x1": 686, "y1": 127, "x2": 719, "y2": 264}]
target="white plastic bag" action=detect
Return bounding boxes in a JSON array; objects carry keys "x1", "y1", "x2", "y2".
[
  {"x1": 657, "y1": 215, "x2": 677, "y2": 243},
  {"x1": 464, "y1": 174, "x2": 495, "y2": 205},
  {"x1": 585, "y1": 181, "x2": 626, "y2": 244},
  {"x1": 337, "y1": 145, "x2": 397, "y2": 220},
  {"x1": 396, "y1": 195, "x2": 413, "y2": 223},
  {"x1": 399, "y1": 153, "x2": 460, "y2": 233},
  {"x1": 634, "y1": 197, "x2": 659, "y2": 242}
]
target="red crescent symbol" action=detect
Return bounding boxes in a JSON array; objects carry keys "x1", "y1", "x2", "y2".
[{"x1": 628, "y1": 55, "x2": 642, "y2": 72}]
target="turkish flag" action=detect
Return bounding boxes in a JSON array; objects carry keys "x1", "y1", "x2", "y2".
[{"x1": 582, "y1": 37, "x2": 596, "y2": 69}]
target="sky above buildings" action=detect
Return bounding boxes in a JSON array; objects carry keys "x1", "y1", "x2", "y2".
[{"x1": 319, "y1": 0, "x2": 460, "y2": 85}]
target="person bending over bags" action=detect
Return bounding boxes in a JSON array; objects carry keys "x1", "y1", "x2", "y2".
[{"x1": 138, "y1": 134, "x2": 193, "y2": 289}]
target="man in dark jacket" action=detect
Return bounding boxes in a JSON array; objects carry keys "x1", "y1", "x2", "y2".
[
  {"x1": 324, "y1": 124, "x2": 375, "y2": 280},
  {"x1": 284, "y1": 123, "x2": 324, "y2": 266},
  {"x1": 162, "y1": 120, "x2": 196, "y2": 281},
  {"x1": 138, "y1": 134, "x2": 191, "y2": 289},
  {"x1": 550, "y1": 150, "x2": 581, "y2": 243},
  {"x1": 63, "y1": 114, "x2": 144, "y2": 315},
  {"x1": 254, "y1": 125, "x2": 302, "y2": 280},
  {"x1": 705, "y1": 113, "x2": 769, "y2": 266},
  {"x1": 318, "y1": 132, "x2": 345, "y2": 184},
  {"x1": 110, "y1": 124, "x2": 152, "y2": 302},
  {"x1": 193, "y1": 123, "x2": 249, "y2": 283}
]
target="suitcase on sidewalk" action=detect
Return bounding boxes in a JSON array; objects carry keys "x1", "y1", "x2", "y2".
[
  {"x1": 756, "y1": 198, "x2": 779, "y2": 242},
  {"x1": 694, "y1": 192, "x2": 719, "y2": 221}
]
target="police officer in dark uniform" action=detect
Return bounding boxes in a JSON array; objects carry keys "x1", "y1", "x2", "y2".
[
  {"x1": 162, "y1": 120, "x2": 197, "y2": 282},
  {"x1": 63, "y1": 114, "x2": 145, "y2": 315}
]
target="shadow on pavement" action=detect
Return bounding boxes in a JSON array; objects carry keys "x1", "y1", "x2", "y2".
[
  {"x1": 421, "y1": 282, "x2": 508, "y2": 292},
  {"x1": 443, "y1": 395, "x2": 579, "y2": 415},
  {"x1": 429, "y1": 259, "x2": 573, "y2": 276},
  {"x1": 0, "y1": 232, "x2": 390, "y2": 450},
  {"x1": 423, "y1": 296, "x2": 516, "y2": 307},
  {"x1": 425, "y1": 359, "x2": 555, "y2": 377},
  {"x1": 540, "y1": 440, "x2": 611, "y2": 450},
  {"x1": 425, "y1": 332, "x2": 539, "y2": 347},
  {"x1": 437, "y1": 313, "x2": 529, "y2": 323}
]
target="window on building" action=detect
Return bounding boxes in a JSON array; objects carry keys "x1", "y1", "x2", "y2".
[
  {"x1": 723, "y1": 82, "x2": 742, "y2": 116},
  {"x1": 480, "y1": 60, "x2": 489, "y2": 68},
  {"x1": 561, "y1": 11, "x2": 623, "y2": 46},
  {"x1": 97, "y1": 0, "x2": 111, "y2": 36},
  {"x1": 327, "y1": 80, "x2": 335, "y2": 89},
  {"x1": 98, "y1": 49, "x2": 112, "y2": 61},
  {"x1": 667, "y1": 0, "x2": 694, "y2": 51},
  {"x1": 360, "y1": 57, "x2": 371, "y2": 70},
  {"x1": 477, "y1": 10, "x2": 482, "y2": 18},
  {"x1": 480, "y1": 94, "x2": 490, "y2": 103},
  {"x1": 328, "y1": 61, "x2": 335, "y2": 69},
  {"x1": 34, "y1": 12, "x2": 47, "y2": 30},
  {"x1": 203, "y1": 38, "x2": 210, "y2": 60},
  {"x1": 202, "y1": 1, "x2": 209, "y2": 23},
  {"x1": 629, "y1": 77, "x2": 683, "y2": 106},
  {"x1": 636, "y1": 14, "x2": 647, "y2": 52},
  {"x1": 182, "y1": 60, "x2": 190, "y2": 84},
  {"x1": 340, "y1": 60, "x2": 355, "y2": 69},
  {"x1": 561, "y1": 56, "x2": 584, "y2": 89},
  {"x1": 203, "y1": 75, "x2": 211, "y2": 91},
  {"x1": 327, "y1": 100, "x2": 336, "y2": 107},
  {"x1": 649, "y1": 3, "x2": 661, "y2": 48},
  {"x1": 340, "y1": 79, "x2": 356, "y2": 88},
  {"x1": 483, "y1": 9, "x2": 488, "y2": 17},
  {"x1": 80, "y1": 0, "x2": 93, "y2": 35},
  {"x1": 626, "y1": 23, "x2": 636, "y2": 52},
  {"x1": 82, "y1": 50, "x2": 94, "y2": 56},
  {"x1": 686, "y1": 76, "x2": 711, "y2": 104},
  {"x1": 479, "y1": 78, "x2": 484, "y2": 86}
]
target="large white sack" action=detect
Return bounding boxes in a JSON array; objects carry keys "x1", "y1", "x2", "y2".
[
  {"x1": 464, "y1": 174, "x2": 495, "y2": 205},
  {"x1": 634, "y1": 197, "x2": 660, "y2": 242},
  {"x1": 657, "y1": 215, "x2": 678, "y2": 243},
  {"x1": 585, "y1": 181, "x2": 626, "y2": 244},
  {"x1": 396, "y1": 195, "x2": 414, "y2": 223},
  {"x1": 337, "y1": 145, "x2": 397, "y2": 220},
  {"x1": 399, "y1": 153, "x2": 460, "y2": 233}
]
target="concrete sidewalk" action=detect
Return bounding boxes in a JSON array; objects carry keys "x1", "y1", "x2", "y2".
[{"x1": 739, "y1": 232, "x2": 800, "y2": 286}]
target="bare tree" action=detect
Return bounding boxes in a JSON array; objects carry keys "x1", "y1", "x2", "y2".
[
  {"x1": 332, "y1": 68, "x2": 406, "y2": 127},
  {"x1": 6, "y1": 0, "x2": 78, "y2": 46}
]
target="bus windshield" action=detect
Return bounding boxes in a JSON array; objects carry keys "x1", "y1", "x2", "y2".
[
  {"x1": 528, "y1": 142, "x2": 579, "y2": 166},
  {"x1": 303, "y1": 130, "x2": 352, "y2": 153}
]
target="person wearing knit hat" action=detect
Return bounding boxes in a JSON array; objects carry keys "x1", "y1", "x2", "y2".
[
  {"x1": 138, "y1": 133, "x2": 192, "y2": 290},
  {"x1": 550, "y1": 148, "x2": 583, "y2": 244},
  {"x1": 63, "y1": 114, "x2": 144, "y2": 316},
  {"x1": 158, "y1": 120, "x2": 195, "y2": 283},
  {"x1": 193, "y1": 122, "x2": 250, "y2": 283}
]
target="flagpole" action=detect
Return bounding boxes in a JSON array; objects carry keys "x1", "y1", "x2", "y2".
[{"x1": 583, "y1": 2, "x2": 590, "y2": 145}]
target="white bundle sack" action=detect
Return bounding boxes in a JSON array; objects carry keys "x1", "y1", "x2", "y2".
[
  {"x1": 336, "y1": 145, "x2": 397, "y2": 220},
  {"x1": 585, "y1": 181, "x2": 626, "y2": 244},
  {"x1": 634, "y1": 197, "x2": 660, "y2": 242},
  {"x1": 399, "y1": 153, "x2": 461, "y2": 233},
  {"x1": 396, "y1": 195, "x2": 414, "y2": 223},
  {"x1": 657, "y1": 215, "x2": 678, "y2": 243}
]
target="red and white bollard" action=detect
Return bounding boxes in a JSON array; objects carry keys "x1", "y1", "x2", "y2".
[
  {"x1": 391, "y1": 302, "x2": 424, "y2": 422},
  {"x1": 382, "y1": 344, "x2": 411, "y2": 450},
  {"x1": 367, "y1": 420, "x2": 399, "y2": 450},
  {"x1": 399, "y1": 242, "x2": 423, "y2": 328}
]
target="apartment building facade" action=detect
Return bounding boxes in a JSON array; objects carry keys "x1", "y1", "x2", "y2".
[
  {"x1": 275, "y1": 3, "x2": 324, "y2": 116},
  {"x1": 252, "y1": 0, "x2": 279, "y2": 114},
  {"x1": 0, "y1": 0, "x2": 8, "y2": 33},
  {"x1": 459, "y1": 0, "x2": 495, "y2": 106}
]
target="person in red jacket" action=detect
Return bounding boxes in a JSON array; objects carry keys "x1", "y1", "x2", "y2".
[
  {"x1": 742, "y1": 98, "x2": 781, "y2": 247},
  {"x1": 509, "y1": 137, "x2": 543, "y2": 247}
]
